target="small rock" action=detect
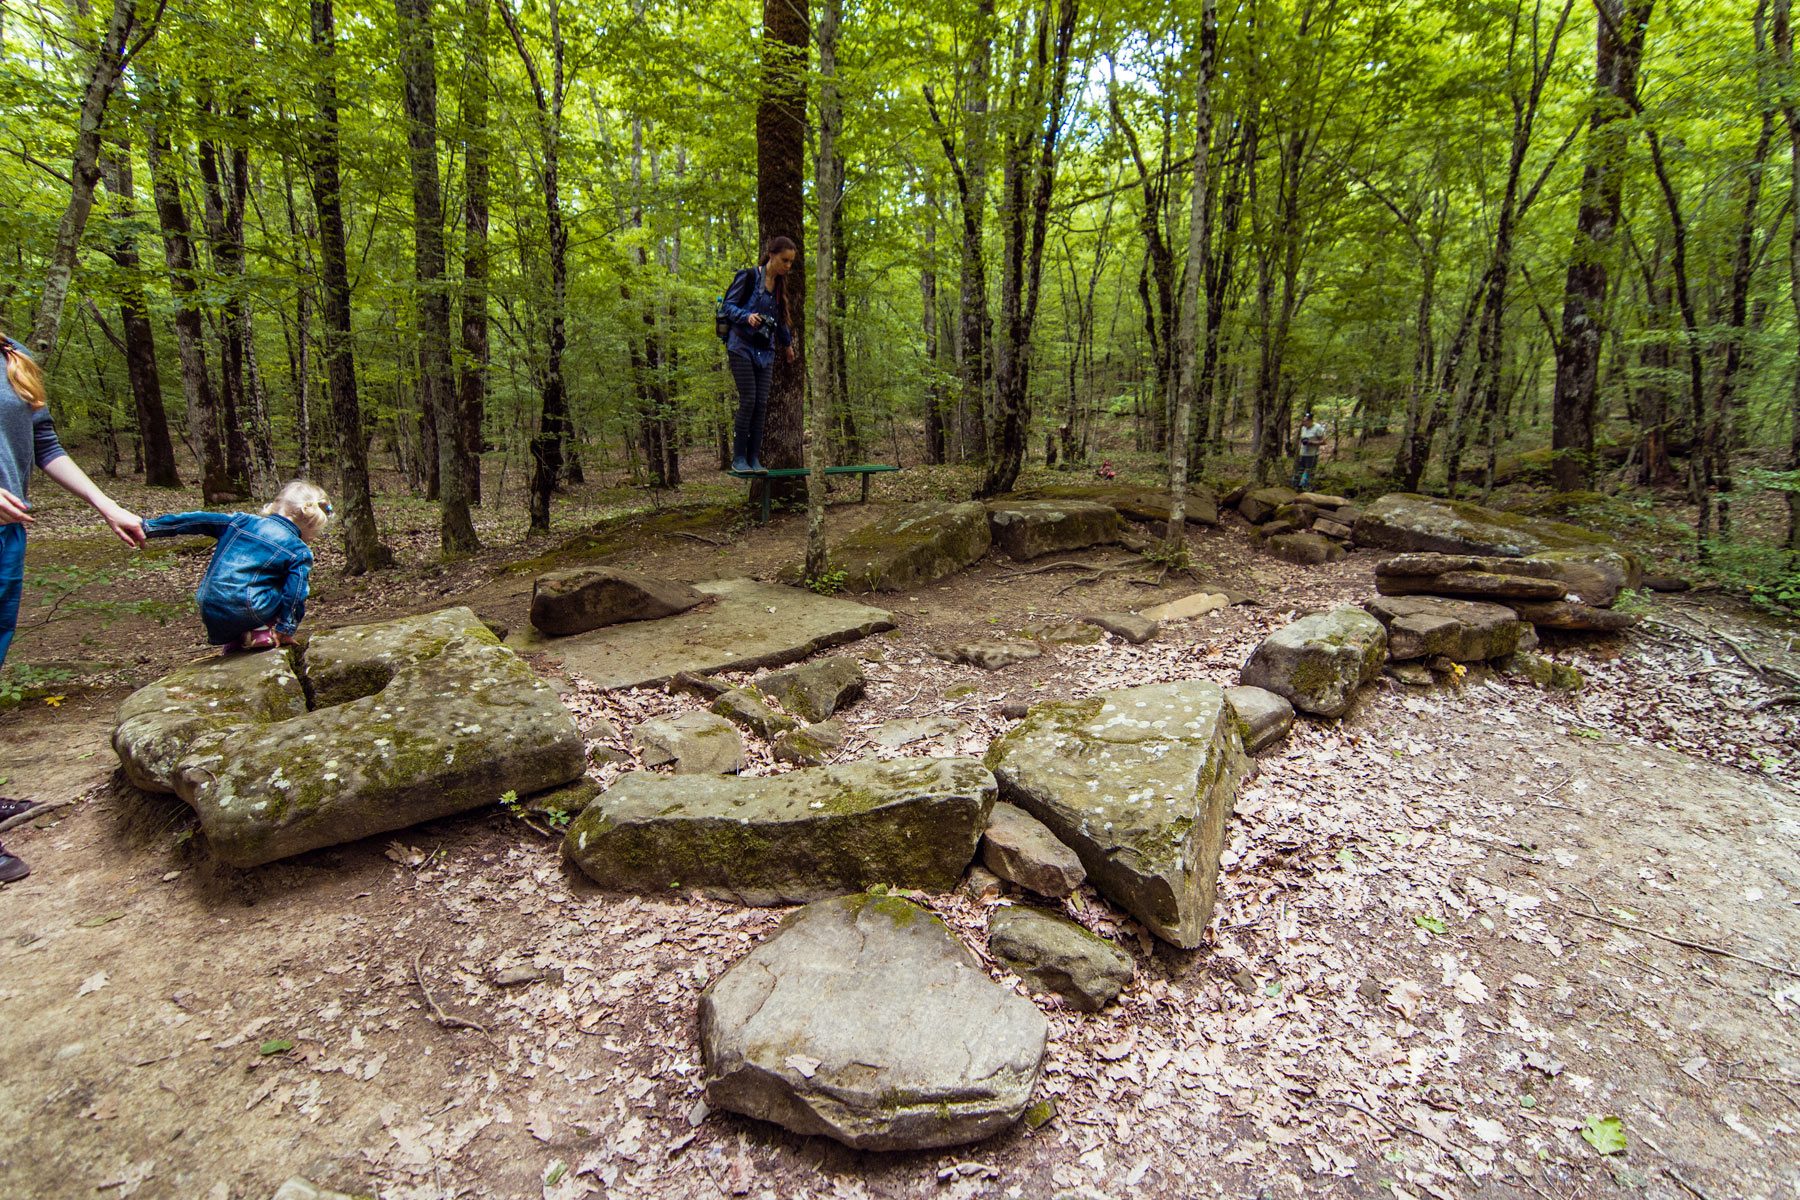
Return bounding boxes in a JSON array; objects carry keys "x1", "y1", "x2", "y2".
[
  {"x1": 1496, "y1": 652, "x2": 1584, "y2": 691},
  {"x1": 1142, "y1": 591, "x2": 1228, "y2": 622},
  {"x1": 1016, "y1": 620, "x2": 1104, "y2": 646},
  {"x1": 1258, "y1": 518, "x2": 1298, "y2": 539},
  {"x1": 963, "y1": 865, "x2": 1005, "y2": 901},
  {"x1": 1355, "y1": 979, "x2": 1384, "y2": 1006},
  {"x1": 772, "y1": 720, "x2": 845, "y2": 767},
  {"x1": 1294, "y1": 491, "x2": 1351, "y2": 508},
  {"x1": 1384, "y1": 662, "x2": 1435, "y2": 686},
  {"x1": 1266, "y1": 531, "x2": 1347, "y2": 566},
  {"x1": 1081, "y1": 611, "x2": 1158, "y2": 644},
  {"x1": 530, "y1": 566, "x2": 707, "y2": 636},
  {"x1": 670, "y1": 670, "x2": 734, "y2": 700},
  {"x1": 755, "y1": 656, "x2": 866, "y2": 723},
  {"x1": 998, "y1": 698, "x2": 1032, "y2": 720},
  {"x1": 1223, "y1": 685, "x2": 1295, "y2": 752},
  {"x1": 1313, "y1": 517, "x2": 1354, "y2": 541},
  {"x1": 633, "y1": 711, "x2": 747, "y2": 774},
  {"x1": 987, "y1": 906, "x2": 1134, "y2": 1012},
  {"x1": 981, "y1": 803, "x2": 1086, "y2": 898},
  {"x1": 1643, "y1": 574, "x2": 1689, "y2": 593},
  {"x1": 871, "y1": 715, "x2": 967, "y2": 748},
  {"x1": 1237, "y1": 486, "x2": 1297, "y2": 524},
  {"x1": 928, "y1": 641, "x2": 1043, "y2": 670},
  {"x1": 699, "y1": 894, "x2": 1048, "y2": 1149},
  {"x1": 1023, "y1": 1097, "x2": 1058, "y2": 1129},
  {"x1": 524, "y1": 778, "x2": 600, "y2": 818},
  {"x1": 710, "y1": 687, "x2": 799, "y2": 739},
  {"x1": 491, "y1": 964, "x2": 563, "y2": 987}
]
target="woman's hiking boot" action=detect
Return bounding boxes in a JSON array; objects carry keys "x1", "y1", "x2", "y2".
[{"x1": 0, "y1": 846, "x2": 28, "y2": 883}]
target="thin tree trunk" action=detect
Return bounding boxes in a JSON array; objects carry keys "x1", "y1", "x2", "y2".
[
  {"x1": 1550, "y1": 0, "x2": 1653, "y2": 492},
  {"x1": 145, "y1": 95, "x2": 232, "y2": 502},
  {"x1": 196, "y1": 125, "x2": 257, "y2": 495},
  {"x1": 499, "y1": 0, "x2": 570, "y2": 534},
  {"x1": 310, "y1": 0, "x2": 394, "y2": 573},
  {"x1": 921, "y1": 192, "x2": 946, "y2": 464},
  {"x1": 99, "y1": 137, "x2": 180, "y2": 487},
  {"x1": 400, "y1": 0, "x2": 478, "y2": 551},
  {"x1": 1776, "y1": 0, "x2": 1800, "y2": 549},
  {"x1": 1167, "y1": 0, "x2": 1214, "y2": 546},
  {"x1": 805, "y1": 0, "x2": 840, "y2": 584},
  {"x1": 460, "y1": 0, "x2": 491, "y2": 505}
]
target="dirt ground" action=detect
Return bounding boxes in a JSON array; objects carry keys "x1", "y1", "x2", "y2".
[{"x1": 1, "y1": 462, "x2": 1797, "y2": 1200}]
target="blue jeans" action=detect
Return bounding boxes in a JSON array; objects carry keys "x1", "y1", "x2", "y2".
[{"x1": 0, "y1": 523, "x2": 24, "y2": 673}]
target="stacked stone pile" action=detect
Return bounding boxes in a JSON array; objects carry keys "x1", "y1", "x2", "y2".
[{"x1": 1226, "y1": 484, "x2": 1364, "y2": 565}]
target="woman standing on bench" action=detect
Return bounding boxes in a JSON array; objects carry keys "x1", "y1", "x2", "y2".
[{"x1": 721, "y1": 235, "x2": 797, "y2": 473}]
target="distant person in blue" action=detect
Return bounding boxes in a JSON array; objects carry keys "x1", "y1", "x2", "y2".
[
  {"x1": 1, "y1": 336, "x2": 146, "y2": 884},
  {"x1": 720, "y1": 235, "x2": 798, "y2": 473},
  {"x1": 144, "y1": 481, "x2": 332, "y2": 652}
]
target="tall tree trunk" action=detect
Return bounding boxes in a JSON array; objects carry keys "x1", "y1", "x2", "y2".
[
  {"x1": 196, "y1": 123, "x2": 258, "y2": 495},
  {"x1": 983, "y1": 0, "x2": 1080, "y2": 498},
  {"x1": 925, "y1": 0, "x2": 993, "y2": 467},
  {"x1": 1776, "y1": 0, "x2": 1800, "y2": 549},
  {"x1": 499, "y1": 0, "x2": 570, "y2": 534},
  {"x1": 1549, "y1": 0, "x2": 1652, "y2": 492},
  {"x1": 460, "y1": 0, "x2": 491, "y2": 504},
  {"x1": 145, "y1": 95, "x2": 232, "y2": 502},
  {"x1": 805, "y1": 0, "x2": 840, "y2": 584},
  {"x1": 99, "y1": 138, "x2": 180, "y2": 487},
  {"x1": 1108, "y1": 72, "x2": 1176, "y2": 453},
  {"x1": 757, "y1": 0, "x2": 808, "y2": 503},
  {"x1": 29, "y1": 0, "x2": 153, "y2": 358},
  {"x1": 921, "y1": 192, "x2": 946, "y2": 464},
  {"x1": 310, "y1": 0, "x2": 394, "y2": 573},
  {"x1": 1167, "y1": 0, "x2": 1214, "y2": 546},
  {"x1": 399, "y1": 0, "x2": 478, "y2": 551}
]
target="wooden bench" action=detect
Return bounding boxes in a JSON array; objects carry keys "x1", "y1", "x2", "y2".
[{"x1": 727, "y1": 464, "x2": 902, "y2": 524}]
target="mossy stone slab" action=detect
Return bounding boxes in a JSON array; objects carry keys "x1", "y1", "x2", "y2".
[
  {"x1": 175, "y1": 635, "x2": 583, "y2": 868},
  {"x1": 987, "y1": 906, "x2": 1134, "y2": 1011},
  {"x1": 1004, "y1": 483, "x2": 1220, "y2": 527},
  {"x1": 507, "y1": 579, "x2": 895, "y2": 691},
  {"x1": 984, "y1": 500, "x2": 1122, "y2": 561},
  {"x1": 113, "y1": 650, "x2": 309, "y2": 793},
  {"x1": 1239, "y1": 608, "x2": 1387, "y2": 718},
  {"x1": 699, "y1": 894, "x2": 1047, "y2": 1150},
  {"x1": 564, "y1": 757, "x2": 996, "y2": 905},
  {"x1": 983, "y1": 682, "x2": 1248, "y2": 948},
  {"x1": 1365, "y1": 595, "x2": 1534, "y2": 662},
  {"x1": 1352, "y1": 494, "x2": 1641, "y2": 587},
  {"x1": 305, "y1": 606, "x2": 499, "y2": 708},
  {"x1": 824, "y1": 501, "x2": 993, "y2": 592}
]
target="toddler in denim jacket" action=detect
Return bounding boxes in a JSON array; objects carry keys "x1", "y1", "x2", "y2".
[{"x1": 145, "y1": 481, "x2": 332, "y2": 651}]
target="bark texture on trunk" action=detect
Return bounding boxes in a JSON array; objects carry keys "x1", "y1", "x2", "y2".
[
  {"x1": 1777, "y1": 0, "x2": 1800, "y2": 549},
  {"x1": 757, "y1": 0, "x2": 809, "y2": 504},
  {"x1": 310, "y1": 0, "x2": 394, "y2": 574},
  {"x1": 1549, "y1": 0, "x2": 1652, "y2": 492},
  {"x1": 460, "y1": 0, "x2": 491, "y2": 504},
  {"x1": 804, "y1": 0, "x2": 840, "y2": 584},
  {"x1": 1167, "y1": 0, "x2": 1214, "y2": 545},
  {"x1": 99, "y1": 140, "x2": 181, "y2": 488}
]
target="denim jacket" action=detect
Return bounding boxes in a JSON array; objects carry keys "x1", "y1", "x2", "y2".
[
  {"x1": 721, "y1": 266, "x2": 793, "y2": 368},
  {"x1": 145, "y1": 511, "x2": 313, "y2": 638}
]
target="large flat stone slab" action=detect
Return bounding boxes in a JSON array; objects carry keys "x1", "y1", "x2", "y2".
[
  {"x1": 1353, "y1": 494, "x2": 1641, "y2": 589},
  {"x1": 1005, "y1": 484, "x2": 1220, "y2": 527},
  {"x1": 822, "y1": 501, "x2": 992, "y2": 592},
  {"x1": 984, "y1": 682, "x2": 1248, "y2": 948},
  {"x1": 305, "y1": 606, "x2": 496, "y2": 708},
  {"x1": 1365, "y1": 595, "x2": 1534, "y2": 662},
  {"x1": 985, "y1": 500, "x2": 1122, "y2": 561},
  {"x1": 563, "y1": 757, "x2": 996, "y2": 905},
  {"x1": 174, "y1": 635, "x2": 584, "y2": 868},
  {"x1": 699, "y1": 894, "x2": 1048, "y2": 1150},
  {"x1": 506, "y1": 579, "x2": 894, "y2": 690},
  {"x1": 529, "y1": 566, "x2": 706, "y2": 636},
  {"x1": 113, "y1": 650, "x2": 309, "y2": 794}
]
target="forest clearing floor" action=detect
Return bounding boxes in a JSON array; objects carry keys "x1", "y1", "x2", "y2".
[{"x1": 1, "y1": 462, "x2": 1798, "y2": 1200}]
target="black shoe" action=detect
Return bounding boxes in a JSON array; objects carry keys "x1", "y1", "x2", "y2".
[
  {"x1": 0, "y1": 798, "x2": 40, "y2": 821},
  {"x1": 0, "y1": 849, "x2": 28, "y2": 883}
]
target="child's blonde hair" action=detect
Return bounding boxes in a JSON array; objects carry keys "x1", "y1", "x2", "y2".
[
  {"x1": 262, "y1": 481, "x2": 333, "y2": 542},
  {"x1": 2, "y1": 339, "x2": 46, "y2": 410}
]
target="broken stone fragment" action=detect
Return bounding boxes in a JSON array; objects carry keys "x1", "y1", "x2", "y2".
[
  {"x1": 755, "y1": 656, "x2": 866, "y2": 723},
  {"x1": 1265, "y1": 531, "x2": 1347, "y2": 566},
  {"x1": 772, "y1": 719, "x2": 845, "y2": 767},
  {"x1": 984, "y1": 500, "x2": 1122, "y2": 561},
  {"x1": 698, "y1": 894, "x2": 1047, "y2": 1150},
  {"x1": 529, "y1": 566, "x2": 707, "y2": 637},
  {"x1": 980, "y1": 802, "x2": 1086, "y2": 898},
  {"x1": 987, "y1": 906, "x2": 1135, "y2": 1012},
  {"x1": 709, "y1": 687, "x2": 799, "y2": 740},
  {"x1": 928, "y1": 641, "x2": 1042, "y2": 670},
  {"x1": 985, "y1": 681, "x2": 1247, "y2": 948},
  {"x1": 1239, "y1": 607, "x2": 1387, "y2": 718},
  {"x1": 1223, "y1": 685, "x2": 1295, "y2": 752},
  {"x1": 1080, "y1": 611, "x2": 1158, "y2": 644},
  {"x1": 1141, "y1": 592, "x2": 1228, "y2": 622},
  {"x1": 633, "y1": 711, "x2": 747, "y2": 774},
  {"x1": 1364, "y1": 595, "x2": 1534, "y2": 662}
]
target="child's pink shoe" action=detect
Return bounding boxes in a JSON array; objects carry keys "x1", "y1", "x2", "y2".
[{"x1": 239, "y1": 628, "x2": 278, "y2": 651}]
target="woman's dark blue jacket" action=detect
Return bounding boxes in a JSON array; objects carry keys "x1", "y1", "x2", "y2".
[{"x1": 721, "y1": 266, "x2": 793, "y2": 368}]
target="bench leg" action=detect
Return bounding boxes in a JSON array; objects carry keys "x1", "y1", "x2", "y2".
[
  {"x1": 760, "y1": 480, "x2": 771, "y2": 525},
  {"x1": 861, "y1": 473, "x2": 870, "y2": 503}
]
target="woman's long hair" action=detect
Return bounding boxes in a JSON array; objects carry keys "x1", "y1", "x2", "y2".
[
  {"x1": 1, "y1": 339, "x2": 46, "y2": 410},
  {"x1": 759, "y1": 235, "x2": 798, "y2": 328}
]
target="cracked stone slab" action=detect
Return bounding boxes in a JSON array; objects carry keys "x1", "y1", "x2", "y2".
[
  {"x1": 984, "y1": 682, "x2": 1248, "y2": 947},
  {"x1": 506, "y1": 579, "x2": 895, "y2": 690},
  {"x1": 699, "y1": 893, "x2": 1048, "y2": 1150},
  {"x1": 113, "y1": 650, "x2": 308, "y2": 794}
]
